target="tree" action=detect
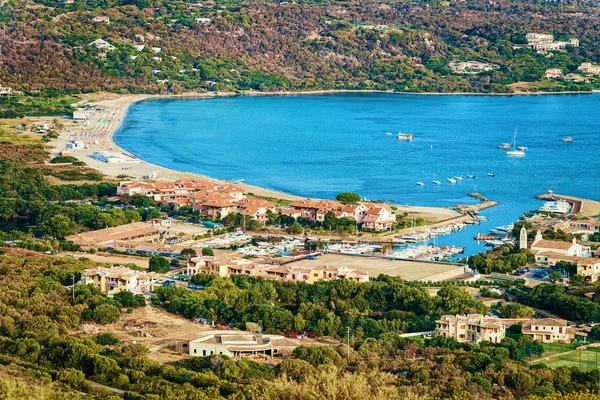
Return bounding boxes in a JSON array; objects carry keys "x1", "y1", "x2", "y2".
[
  {"x1": 323, "y1": 211, "x2": 338, "y2": 230},
  {"x1": 288, "y1": 222, "x2": 303, "y2": 234},
  {"x1": 202, "y1": 248, "x2": 214, "y2": 256},
  {"x1": 181, "y1": 248, "x2": 197, "y2": 260},
  {"x1": 39, "y1": 214, "x2": 74, "y2": 239},
  {"x1": 549, "y1": 271, "x2": 563, "y2": 282},
  {"x1": 148, "y1": 256, "x2": 170, "y2": 273},
  {"x1": 92, "y1": 304, "x2": 121, "y2": 324},
  {"x1": 335, "y1": 192, "x2": 361, "y2": 204},
  {"x1": 114, "y1": 290, "x2": 146, "y2": 308}
]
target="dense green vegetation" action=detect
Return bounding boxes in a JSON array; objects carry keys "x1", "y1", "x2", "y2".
[
  {"x1": 2, "y1": 254, "x2": 600, "y2": 399},
  {"x1": 169, "y1": 273, "x2": 487, "y2": 337},
  {"x1": 1, "y1": 0, "x2": 600, "y2": 97},
  {"x1": 467, "y1": 244, "x2": 533, "y2": 274}
]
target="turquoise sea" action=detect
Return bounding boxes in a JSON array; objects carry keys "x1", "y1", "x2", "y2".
[{"x1": 114, "y1": 93, "x2": 600, "y2": 255}]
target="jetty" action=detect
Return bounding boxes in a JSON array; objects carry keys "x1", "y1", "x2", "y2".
[{"x1": 455, "y1": 192, "x2": 499, "y2": 213}]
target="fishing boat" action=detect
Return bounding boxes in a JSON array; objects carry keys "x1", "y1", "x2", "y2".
[
  {"x1": 397, "y1": 132, "x2": 413, "y2": 141},
  {"x1": 432, "y1": 180, "x2": 441, "y2": 185},
  {"x1": 467, "y1": 175, "x2": 476, "y2": 179},
  {"x1": 488, "y1": 173, "x2": 496, "y2": 177},
  {"x1": 447, "y1": 177, "x2": 457, "y2": 184},
  {"x1": 562, "y1": 136, "x2": 573, "y2": 143},
  {"x1": 416, "y1": 182, "x2": 425, "y2": 186},
  {"x1": 498, "y1": 143, "x2": 510, "y2": 150},
  {"x1": 506, "y1": 129, "x2": 526, "y2": 157}
]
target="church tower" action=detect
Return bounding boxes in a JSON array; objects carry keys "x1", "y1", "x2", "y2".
[
  {"x1": 520, "y1": 227, "x2": 528, "y2": 250},
  {"x1": 534, "y1": 230, "x2": 543, "y2": 244}
]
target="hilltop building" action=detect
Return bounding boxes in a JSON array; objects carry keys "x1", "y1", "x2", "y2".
[
  {"x1": 545, "y1": 68, "x2": 564, "y2": 79},
  {"x1": 525, "y1": 33, "x2": 579, "y2": 54},
  {"x1": 89, "y1": 39, "x2": 116, "y2": 51},
  {"x1": 579, "y1": 62, "x2": 600, "y2": 75},
  {"x1": 434, "y1": 314, "x2": 506, "y2": 344},
  {"x1": 81, "y1": 266, "x2": 159, "y2": 295},
  {"x1": 448, "y1": 61, "x2": 500, "y2": 74}
]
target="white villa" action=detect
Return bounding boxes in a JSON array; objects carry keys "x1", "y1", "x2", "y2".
[{"x1": 89, "y1": 39, "x2": 116, "y2": 51}]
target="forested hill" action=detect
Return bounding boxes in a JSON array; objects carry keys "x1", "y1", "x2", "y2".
[{"x1": 1, "y1": 0, "x2": 600, "y2": 94}]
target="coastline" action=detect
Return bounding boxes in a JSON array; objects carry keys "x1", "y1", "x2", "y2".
[
  {"x1": 48, "y1": 91, "x2": 464, "y2": 220},
  {"x1": 56, "y1": 88, "x2": 600, "y2": 222}
]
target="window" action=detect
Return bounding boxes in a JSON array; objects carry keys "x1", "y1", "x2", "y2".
[
  {"x1": 203, "y1": 350, "x2": 206, "y2": 356},
  {"x1": 193, "y1": 349, "x2": 196, "y2": 354}
]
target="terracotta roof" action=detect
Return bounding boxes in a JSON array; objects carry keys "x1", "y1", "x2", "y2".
[
  {"x1": 532, "y1": 240, "x2": 575, "y2": 251},
  {"x1": 523, "y1": 318, "x2": 567, "y2": 328}
]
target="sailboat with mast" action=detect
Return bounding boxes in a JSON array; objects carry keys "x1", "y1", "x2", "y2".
[{"x1": 506, "y1": 129, "x2": 525, "y2": 157}]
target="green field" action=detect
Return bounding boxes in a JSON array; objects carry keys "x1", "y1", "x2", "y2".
[{"x1": 530, "y1": 343, "x2": 600, "y2": 371}]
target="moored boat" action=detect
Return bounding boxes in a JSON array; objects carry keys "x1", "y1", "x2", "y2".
[
  {"x1": 467, "y1": 174, "x2": 475, "y2": 178},
  {"x1": 563, "y1": 136, "x2": 573, "y2": 143},
  {"x1": 488, "y1": 173, "x2": 495, "y2": 177},
  {"x1": 498, "y1": 143, "x2": 510, "y2": 149},
  {"x1": 397, "y1": 132, "x2": 413, "y2": 141},
  {"x1": 433, "y1": 180, "x2": 441, "y2": 184},
  {"x1": 416, "y1": 182, "x2": 425, "y2": 186},
  {"x1": 507, "y1": 129, "x2": 526, "y2": 157},
  {"x1": 447, "y1": 177, "x2": 457, "y2": 184}
]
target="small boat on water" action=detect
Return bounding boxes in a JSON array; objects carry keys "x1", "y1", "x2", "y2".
[
  {"x1": 488, "y1": 173, "x2": 496, "y2": 177},
  {"x1": 507, "y1": 129, "x2": 526, "y2": 157},
  {"x1": 397, "y1": 132, "x2": 413, "y2": 141},
  {"x1": 467, "y1": 175, "x2": 476, "y2": 179},
  {"x1": 498, "y1": 143, "x2": 510, "y2": 150},
  {"x1": 416, "y1": 182, "x2": 425, "y2": 186},
  {"x1": 563, "y1": 136, "x2": 573, "y2": 143},
  {"x1": 432, "y1": 180, "x2": 441, "y2": 185},
  {"x1": 447, "y1": 178, "x2": 457, "y2": 184},
  {"x1": 385, "y1": 132, "x2": 393, "y2": 136},
  {"x1": 518, "y1": 146, "x2": 528, "y2": 151},
  {"x1": 454, "y1": 176, "x2": 463, "y2": 181}
]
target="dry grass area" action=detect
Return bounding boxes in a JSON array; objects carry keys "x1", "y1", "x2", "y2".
[
  {"x1": 289, "y1": 253, "x2": 465, "y2": 281},
  {"x1": 100, "y1": 306, "x2": 213, "y2": 363}
]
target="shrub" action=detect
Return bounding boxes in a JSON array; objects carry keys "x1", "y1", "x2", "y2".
[
  {"x1": 92, "y1": 304, "x2": 121, "y2": 324},
  {"x1": 201, "y1": 248, "x2": 214, "y2": 256},
  {"x1": 96, "y1": 333, "x2": 120, "y2": 346},
  {"x1": 50, "y1": 155, "x2": 79, "y2": 164}
]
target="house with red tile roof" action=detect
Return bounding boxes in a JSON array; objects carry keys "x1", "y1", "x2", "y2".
[{"x1": 361, "y1": 204, "x2": 396, "y2": 231}]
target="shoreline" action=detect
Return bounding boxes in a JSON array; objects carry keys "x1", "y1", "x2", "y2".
[{"x1": 49, "y1": 89, "x2": 564, "y2": 220}]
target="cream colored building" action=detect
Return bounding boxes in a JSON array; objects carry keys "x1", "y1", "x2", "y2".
[
  {"x1": 81, "y1": 266, "x2": 159, "y2": 295},
  {"x1": 435, "y1": 314, "x2": 506, "y2": 344},
  {"x1": 185, "y1": 331, "x2": 298, "y2": 359},
  {"x1": 545, "y1": 68, "x2": 564, "y2": 79},
  {"x1": 522, "y1": 318, "x2": 574, "y2": 343}
]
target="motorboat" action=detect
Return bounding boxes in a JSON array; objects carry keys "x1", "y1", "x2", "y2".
[
  {"x1": 397, "y1": 132, "x2": 413, "y2": 141},
  {"x1": 454, "y1": 176, "x2": 463, "y2": 181},
  {"x1": 447, "y1": 178, "x2": 457, "y2": 184},
  {"x1": 563, "y1": 136, "x2": 573, "y2": 143},
  {"x1": 467, "y1": 175, "x2": 475, "y2": 178},
  {"x1": 416, "y1": 182, "x2": 425, "y2": 186},
  {"x1": 498, "y1": 143, "x2": 510, "y2": 149},
  {"x1": 433, "y1": 180, "x2": 441, "y2": 184},
  {"x1": 488, "y1": 173, "x2": 496, "y2": 177}
]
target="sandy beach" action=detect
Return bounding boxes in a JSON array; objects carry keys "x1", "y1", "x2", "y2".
[{"x1": 48, "y1": 92, "x2": 460, "y2": 219}]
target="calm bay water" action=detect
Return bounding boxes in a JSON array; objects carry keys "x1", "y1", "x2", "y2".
[{"x1": 114, "y1": 93, "x2": 600, "y2": 255}]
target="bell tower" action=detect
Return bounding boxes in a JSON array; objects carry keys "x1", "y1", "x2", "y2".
[{"x1": 520, "y1": 227, "x2": 528, "y2": 250}]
